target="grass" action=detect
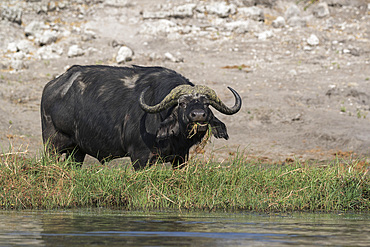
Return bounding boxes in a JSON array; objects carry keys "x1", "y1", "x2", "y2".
[{"x1": 0, "y1": 150, "x2": 369, "y2": 212}]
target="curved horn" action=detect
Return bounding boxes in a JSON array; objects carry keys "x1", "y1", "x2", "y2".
[
  {"x1": 207, "y1": 86, "x2": 242, "y2": 115},
  {"x1": 139, "y1": 85, "x2": 195, "y2": 113},
  {"x1": 139, "y1": 85, "x2": 242, "y2": 115}
]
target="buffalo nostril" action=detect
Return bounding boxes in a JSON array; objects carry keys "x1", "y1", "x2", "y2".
[{"x1": 190, "y1": 110, "x2": 206, "y2": 121}]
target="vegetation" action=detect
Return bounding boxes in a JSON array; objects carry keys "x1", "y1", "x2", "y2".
[
  {"x1": 0, "y1": 150, "x2": 369, "y2": 212},
  {"x1": 298, "y1": 0, "x2": 320, "y2": 10}
]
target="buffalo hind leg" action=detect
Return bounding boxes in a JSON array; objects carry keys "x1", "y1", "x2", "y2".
[
  {"x1": 43, "y1": 129, "x2": 85, "y2": 166},
  {"x1": 43, "y1": 131, "x2": 72, "y2": 160}
]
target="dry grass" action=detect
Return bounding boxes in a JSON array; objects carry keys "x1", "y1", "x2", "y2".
[{"x1": 0, "y1": 149, "x2": 369, "y2": 212}]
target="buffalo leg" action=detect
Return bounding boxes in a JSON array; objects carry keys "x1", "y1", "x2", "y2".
[
  {"x1": 171, "y1": 156, "x2": 187, "y2": 169},
  {"x1": 130, "y1": 148, "x2": 152, "y2": 171},
  {"x1": 43, "y1": 132, "x2": 74, "y2": 158},
  {"x1": 43, "y1": 124, "x2": 85, "y2": 165},
  {"x1": 132, "y1": 157, "x2": 150, "y2": 171},
  {"x1": 66, "y1": 147, "x2": 86, "y2": 165}
]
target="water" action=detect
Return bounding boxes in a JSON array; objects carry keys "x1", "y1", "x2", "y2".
[{"x1": 0, "y1": 209, "x2": 369, "y2": 246}]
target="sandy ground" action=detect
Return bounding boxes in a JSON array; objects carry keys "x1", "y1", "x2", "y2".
[{"x1": 1, "y1": 0, "x2": 369, "y2": 164}]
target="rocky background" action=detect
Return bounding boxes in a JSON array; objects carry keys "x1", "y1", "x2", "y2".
[{"x1": 0, "y1": 0, "x2": 369, "y2": 163}]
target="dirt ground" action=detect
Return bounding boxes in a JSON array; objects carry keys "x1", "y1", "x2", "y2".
[{"x1": 1, "y1": 0, "x2": 369, "y2": 164}]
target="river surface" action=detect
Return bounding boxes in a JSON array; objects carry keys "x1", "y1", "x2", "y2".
[{"x1": 0, "y1": 209, "x2": 369, "y2": 246}]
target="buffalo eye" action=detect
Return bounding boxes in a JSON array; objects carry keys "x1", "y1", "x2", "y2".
[{"x1": 178, "y1": 97, "x2": 189, "y2": 108}]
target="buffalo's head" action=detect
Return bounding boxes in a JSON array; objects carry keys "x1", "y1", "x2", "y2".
[{"x1": 139, "y1": 85, "x2": 242, "y2": 140}]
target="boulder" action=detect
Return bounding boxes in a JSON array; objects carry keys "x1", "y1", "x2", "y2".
[
  {"x1": 116, "y1": 46, "x2": 134, "y2": 63},
  {"x1": 67, "y1": 45, "x2": 84, "y2": 58}
]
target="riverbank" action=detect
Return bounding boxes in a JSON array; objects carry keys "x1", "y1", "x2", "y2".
[{"x1": 1, "y1": 152, "x2": 368, "y2": 212}]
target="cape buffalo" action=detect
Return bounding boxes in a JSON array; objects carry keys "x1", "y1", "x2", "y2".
[{"x1": 41, "y1": 65, "x2": 242, "y2": 170}]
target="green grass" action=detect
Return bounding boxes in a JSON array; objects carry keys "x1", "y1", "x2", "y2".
[{"x1": 0, "y1": 151, "x2": 369, "y2": 212}]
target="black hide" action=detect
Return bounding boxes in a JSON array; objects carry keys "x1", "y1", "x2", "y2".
[{"x1": 41, "y1": 65, "x2": 229, "y2": 170}]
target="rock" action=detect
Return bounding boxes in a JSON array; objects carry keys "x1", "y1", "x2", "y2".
[
  {"x1": 172, "y1": 4, "x2": 196, "y2": 18},
  {"x1": 10, "y1": 59, "x2": 27, "y2": 71},
  {"x1": 272, "y1": 16, "x2": 286, "y2": 28},
  {"x1": 7, "y1": 40, "x2": 34, "y2": 53},
  {"x1": 1, "y1": 6, "x2": 22, "y2": 25},
  {"x1": 48, "y1": 1, "x2": 57, "y2": 12},
  {"x1": 37, "y1": 44, "x2": 63, "y2": 60},
  {"x1": 8, "y1": 52, "x2": 28, "y2": 71},
  {"x1": 307, "y1": 34, "x2": 319, "y2": 46},
  {"x1": 7, "y1": 42, "x2": 18, "y2": 52},
  {"x1": 116, "y1": 46, "x2": 133, "y2": 63},
  {"x1": 289, "y1": 69, "x2": 298, "y2": 77},
  {"x1": 35, "y1": 4, "x2": 48, "y2": 14},
  {"x1": 180, "y1": 25, "x2": 201, "y2": 34},
  {"x1": 61, "y1": 29, "x2": 71, "y2": 38},
  {"x1": 240, "y1": 0, "x2": 256, "y2": 6},
  {"x1": 0, "y1": 60, "x2": 8, "y2": 70},
  {"x1": 142, "y1": 10, "x2": 170, "y2": 19},
  {"x1": 104, "y1": 0, "x2": 130, "y2": 7},
  {"x1": 303, "y1": 45, "x2": 312, "y2": 51},
  {"x1": 37, "y1": 30, "x2": 59, "y2": 46},
  {"x1": 343, "y1": 48, "x2": 350, "y2": 54},
  {"x1": 224, "y1": 20, "x2": 250, "y2": 33},
  {"x1": 292, "y1": 113, "x2": 302, "y2": 121},
  {"x1": 349, "y1": 48, "x2": 360, "y2": 57},
  {"x1": 67, "y1": 45, "x2": 84, "y2": 58},
  {"x1": 313, "y1": 2, "x2": 330, "y2": 18},
  {"x1": 11, "y1": 51, "x2": 26, "y2": 60},
  {"x1": 24, "y1": 21, "x2": 47, "y2": 37},
  {"x1": 202, "y1": 2, "x2": 237, "y2": 18},
  {"x1": 110, "y1": 40, "x2": 125, "y2": 48},
  {"x1": 324, "y1": 17, "x2": 335, "y2": 30},
  {"x1": 164, "y1": 52, "x2": 183, "y2": 63},
  {"x1": 143, "y1": 4, "x2": 196, "y2": 19},
  {"x1": 257, "y1": 30, "x2": 273, "y2": 40},
  {"x1": 287, "y1": 16, "x2": 306, "y2": 27},
  {"x1": 241, "y1": 0, "x2": 274, "y2": 7},
  {"x1": 148, "y1": 52, "x2": 162, "y2": 61},
  {"x1": 140, "y1": 20, "x2": 179, "y2": 36},
  {"x1": 238, "y1": 7, "x2": 264, "y2": 21},
  {"x1": 285, "y1": 4, "x2": 301, "y2": 20},
  {"x1": 256, "y1": 0, "x2": 275, "y2": 7},
  {"x1": 86, "y1": 47, "x2": 98, "y2": 56},
  {"x1": 57, "y1": 1, "x2": 67, "y2": 9},
  {"x1": 325, "y1": 0, "x2": 366, "y2": 7},
  {"x1": 81, "y1": 30, "x2": 96, "y2": 42},
  {"x1": 342, "y1": 46, "x2": 360, "y2": 56},
  {"x1": 285, "y1": 4, "x2": 306, "y2": 27},
  {"x1": 16, "y1": 40, "x2": 34, "y2": 53}
]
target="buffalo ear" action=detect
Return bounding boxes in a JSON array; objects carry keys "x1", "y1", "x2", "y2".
[
  {"x1": 156, "y1": 112, "x2": 180, "y2": 140},
  {"x1": 209, "y1": 116, "x2": 229, "y2": 140}
]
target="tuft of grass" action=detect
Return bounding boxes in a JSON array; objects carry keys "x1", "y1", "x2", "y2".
[
  {"x1": 297, "y1": 0, "x2": 320, "y2": 10},
  {"x1": 0, "y1": 150, "x2": 369, "y2": 212}
]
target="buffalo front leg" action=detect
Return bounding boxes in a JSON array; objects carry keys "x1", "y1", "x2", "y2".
[
  {"x1": 171, "y1": 155, "x2": 187, "y2": 169},
  {"x1": 131, "y1": 157, "x2": 151, "y2": 171},
  {"x1": 65, "y1": 147, "x2": 86, "y2": 166}
]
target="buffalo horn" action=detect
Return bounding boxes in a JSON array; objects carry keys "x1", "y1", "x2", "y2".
[{"x1": 139, "y1": 85, "x2": 242, "y2": 115}]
